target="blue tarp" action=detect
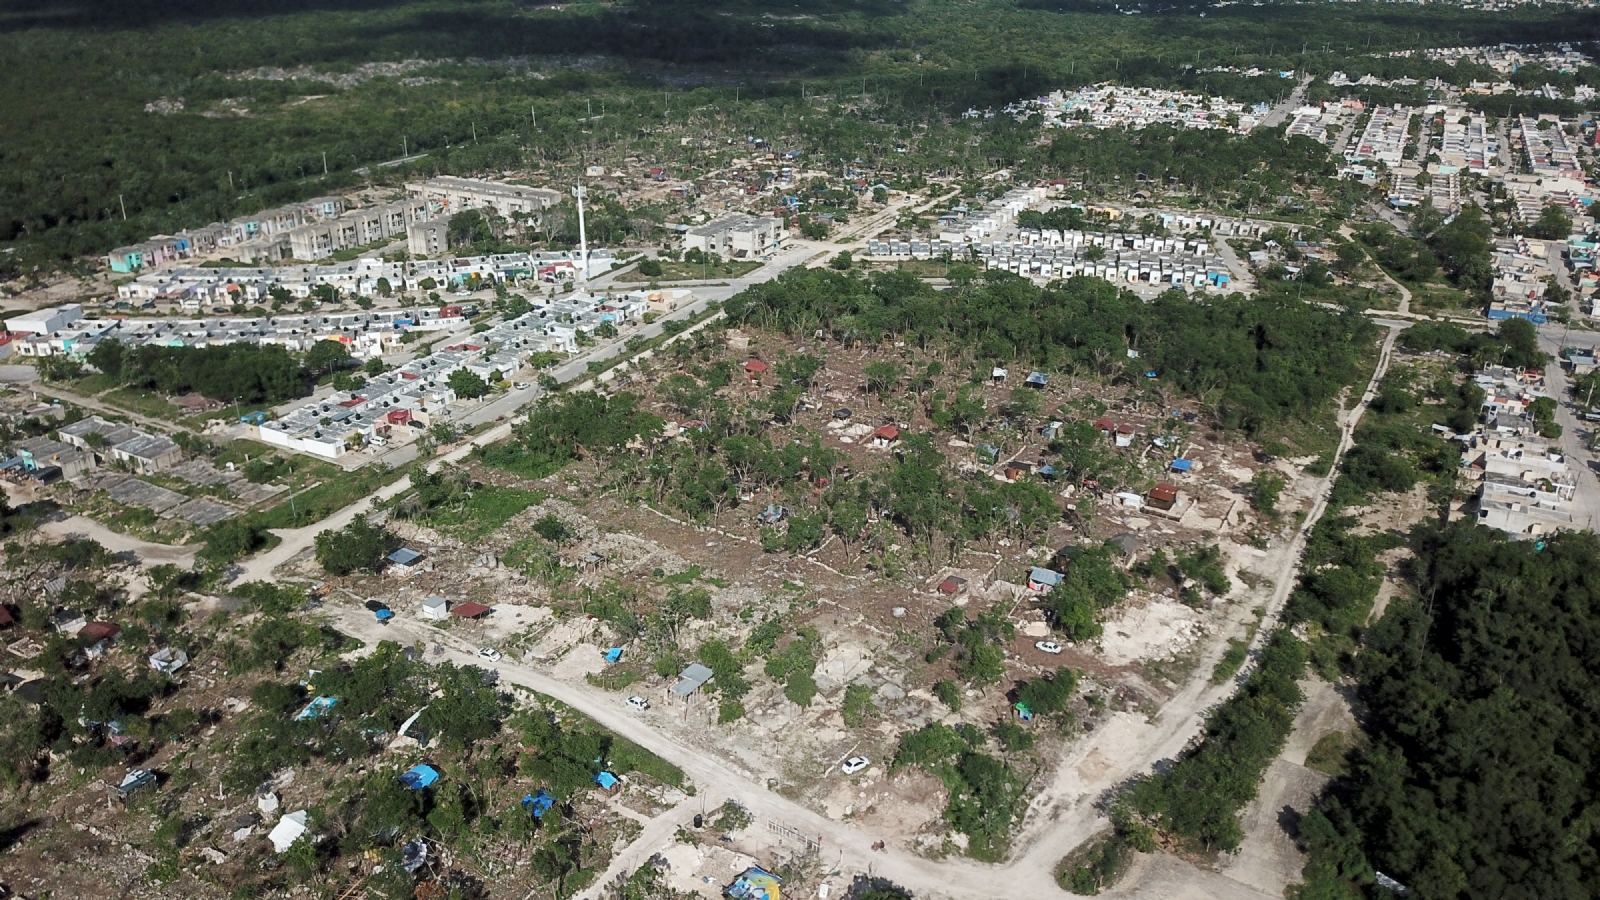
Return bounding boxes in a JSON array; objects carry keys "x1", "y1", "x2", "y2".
[
  {"x1": 522, "y1": 789, "x2": 556, "y2": 818},
  {"x1": 399, "y1": 764, "x2": 439, "y2": 791},
  {"x1": 295, "y1": 696, "x2": 338, "y2": 721},
  {"x1": 604, "y1": 648, "x2": 623, "y2": 663},
  {"x1": 375, "y1": 608, "x2": 394, "y2": 621},
  {"x1": 1170, "y1": 458, "x2": 1194, "y2": 472},
  {"x1": 594, "y1": 771, "x2": 619, "y2": 790}
]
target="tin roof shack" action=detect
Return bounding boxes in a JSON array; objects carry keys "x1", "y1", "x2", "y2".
[
  {"x1": 1028, "y1": 567, "x2": 1065, "y2": 592},
  {"x1": 386, "y1": 547, "x2": 424, "y2": 576},
  {"x1": 451, "y1": 601, "x2": 492, "y2": 620},
  {"x1": 670, "y1": 663, "x2": 715, "y2": 705},
  {"x1": 1146, "y1": 483, "x2": 1181, "y2": 511},
  {"x1": 872, "y1": 425, "x2": 901, "y2": 448}
]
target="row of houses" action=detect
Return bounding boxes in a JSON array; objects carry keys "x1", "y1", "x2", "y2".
[
  {"x1": 113, "y1": 248, "x2": 610, "y2": 310},
  {"x1": 4, "y1": 416, "x2": 183, "y2": 482},
  {"x1": 1346, "y1": 105, "x2": 1415, "y2": 167},
  {"x1": 936, "y1": 187, "x2": 1047, "y2": 244},
  {"x1": 1464, "y1": 363, "x2": 1581, "y2": 537},
  {"x1": 4, "y1": 303, "x2": 472, "y2": 361},
  {"x1": 259, "y1": 291, "x2": 652, "y2": 459},
  {"x1": 869, "y1": 233, "x2": 1234, "y2": 289},
  {"x1": 111, "y1": 196, "x2": 439, "y2": 270},
  {"x1": 681, "y1": 213, "x2": 787, "y2": 259},
  {"x1": 105, "y1": 196, "x2": 346, "y2": 274},
  {"x1": 104, "y1": 176, "x2": 576, "y2": 274}
]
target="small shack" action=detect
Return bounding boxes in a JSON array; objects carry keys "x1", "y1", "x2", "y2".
[
  {"x1": 937, "y1": 576, "x2": 968, "y2": 596},
  {"x1": 451, "y1": 601, "x2": 492, "y2": 620},
  {"x1": 1025, "y1": 371, "x2": 1049, "y2": 389},
  {"x1": 872, "y1": 425, "x2": 901, "y2": 448},
  {"x1": 116, "y1": 769, "x2": 157, "y2": 799},
  {"x1": 1028, "y1": 567, "x2": 1064, "y2": 592},
  {"x1": 1147, "y1": 483, "x2": 1180, "y2": 511},
  {"x1": 672, "y1": 663, "x2": 715, "y2": 699},
  {"x1": 1169, "y1": 458, "x2": 1194, "y2": 474},
  {"x1": 386, "y1": 547, "x2": 424, "y2": 569},
  {"x1": 420, "y1": 596, "x2": 450, "y2": 621},
  {"x1": 593, "y1": 771, "x2": 620, "y2": 794}
]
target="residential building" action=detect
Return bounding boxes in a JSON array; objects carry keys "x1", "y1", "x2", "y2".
[
  {"x1": 683, "y1": 213, "x2": 786, "y2": 259},
  {"x1": 405, "y1": 176, "x2": 562, "y2": 221}
]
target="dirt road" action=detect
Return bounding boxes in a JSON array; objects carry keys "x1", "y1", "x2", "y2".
[{"x1": 37, "y1": 514, "x2": 197, "y2": 568}]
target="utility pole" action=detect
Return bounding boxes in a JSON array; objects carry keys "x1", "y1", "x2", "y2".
[
  {"x1": 118, "y1": 194, "x2": 127, "y2": 221},
  {"x1": 472, "y1": 121, "x2": 477, "y2": 143},
  {"x1": 227, "y1": 171, "x2": 233, "y2": 190},
  {"x1": 403, "y1": 136, "x2": 408, "y2": 157},
  {"x1": 573, "y1": 180, "x2": 589, "y2": 290},
  {"x1": 322, "y1": 152, "x2": 328, "y2": 176}
]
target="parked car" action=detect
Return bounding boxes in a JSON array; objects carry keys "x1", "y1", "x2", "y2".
[
  {"x1": 1035, "y1": 641, "x2": 1063, "y2": 654},
  {"x1": 477, "y1": 647, "x2": 502, "y2": 662},
  {"x1": 841, "y1": 756, "x2": 870, "y2": 775},
  {"x1": 627, "y1": 695, "x2": 650, "y2": 711},
  {"x1": 513, "y1": 382, "x2": 532, "y2": 390}
]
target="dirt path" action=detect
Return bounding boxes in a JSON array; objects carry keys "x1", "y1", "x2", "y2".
[{"x1": 37, "y1": 514, "x2": 196, "y2": 568}]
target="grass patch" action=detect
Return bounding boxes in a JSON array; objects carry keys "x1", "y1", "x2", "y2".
[
  {"x1": 250, "y1": 464, "x2": 408, "y2": 529},
  {"x1": 1210, "y1": 637, "x2": 1250, "y2": 684},
  {"x1": 100, "y1": 387, "x2": 184, "y2": 423},
  {"x1": 614, "y1": 258, "x2": 761, "y2": 282},
  {"x1": 422, "y1": 485, "x2": 543, "y2": 538},
  {"x1": 1304, "y1": 730, "x2": 1357, "y2": 778}
]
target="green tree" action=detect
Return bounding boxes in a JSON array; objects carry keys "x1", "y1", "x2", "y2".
[
  {"x1": 447, "y1": 369, "x2": 490, "y2": 399},
  {"x1": 303, "y1": 339, "x2": 351, "y2": 378},
  {"x1": 313, "y1": 515, "x2": 397, "y2": 576}
]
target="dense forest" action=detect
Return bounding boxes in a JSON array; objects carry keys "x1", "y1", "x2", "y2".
[
  {"x1": 1297, "y1": 524, "x2": 1600, "y2": 900},
  {"x1": 2, "y1": 0, "x2": 1596, "y2": 276}
]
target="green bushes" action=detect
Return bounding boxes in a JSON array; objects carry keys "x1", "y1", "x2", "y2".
[
  {"x1": 1127, "y1": 630, "x2": 1306, "y2": 852},
  {"x1": 313, "y1": 515, "x2": 399, "y2": 575},
  {"x1": 891, "y1": 723, "x2": 1025, "y2": 860}
]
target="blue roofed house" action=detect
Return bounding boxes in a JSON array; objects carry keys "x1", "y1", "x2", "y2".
[{"x1": 593, "y1": 771, "x2": 620, "y2": 793}]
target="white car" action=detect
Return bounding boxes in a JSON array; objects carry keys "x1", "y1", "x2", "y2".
[
  {"x1": 627, "y1": 695, "x2": 650, "y2": 711},
  {"x1": 1035, "y1": 641, "x2": 1063, "y2": 655},
  {"x1": 841, "y1": 756, "x2": 870, "y2": 775},
  {"x1": 513, "y1": 382, "x2": 531, "y2": 390},
  {"x1": 477, "y1": 647, "x2": 502, "y2": 662}
]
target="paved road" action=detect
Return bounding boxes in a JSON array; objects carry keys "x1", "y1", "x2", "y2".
[
  {"x1": 1257, "y1": 75, "x2": 1313, "y2": 130},
  {"x1": 1537, "y1": 327, "x2": 1600, "y2": 531}
]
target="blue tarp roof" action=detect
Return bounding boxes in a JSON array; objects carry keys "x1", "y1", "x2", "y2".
[
  {"x1": 594, "y1": 771, "x2": 619, "y2": 790},
  {"x1": 604, "y1": 647, "x2": 623, "y2": 663},
  {"x1": 1029, "y1": 566, "x2": 1064, "y2": 586},
  {"x1": 387, "y1": 548, "x2": 423, "y2": 566},
  {"x1": 399, "y1": 764, "x2": 439, "y2": 790},
  {"x1": 1170, "y1": 458, "x2": 1194, "y2": 472}
]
